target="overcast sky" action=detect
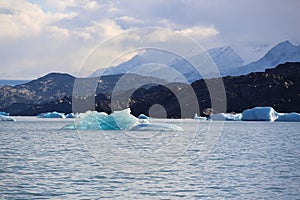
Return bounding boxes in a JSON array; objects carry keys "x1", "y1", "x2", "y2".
[{"x1": 0, "y1": 0, "x2": 299, "y2": 79}]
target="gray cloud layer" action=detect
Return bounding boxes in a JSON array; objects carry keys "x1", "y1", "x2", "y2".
[{"x1": 0, "y1": 0, "x2": 299, "y2": 79}]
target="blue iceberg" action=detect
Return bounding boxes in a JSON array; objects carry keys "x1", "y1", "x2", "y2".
[
  {"x1": 242, "y1": 107, "x2": 278, "y2": 122},
  {"x1": 37, "y1": 111, "x2": 66, "y2": 118},
  {"x1": 66, "y1": 113, "x2": 79, "y2": 118},
  {"x1": 138, "y1": 114, "x2": 149, "y2": 119},
  {"x1": 0, "y1": 111, "x2": 9, "y2": 116},
  {"x1": 210, "y1": 113, "x2": 242, "y2": 121},
  {"x1": 63, "y1": 108, "x2": 183, "y2": 131},
  {"x1": 0, "y1": 115, "x2": 15, "y2": 121},
  {"x1": 276, "y1": 112, "x2": 300, "y2": 122},
  {"x1": 64, "y1": 109, "x2": 139, "y2": 130}
]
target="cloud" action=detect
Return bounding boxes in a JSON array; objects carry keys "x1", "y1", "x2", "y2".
[
  {"x1": 0, "y1": 0, "x2": 76, "y2": 39},
  {"x1": 176, "y1": 26, "x2": 219, "y2": 39},
  {"x1": 0, "y1": 0, "x2": 300, "y2": 79},
  {"x1": 115, "y1": 16, "x2": 143, "y2": 24}
]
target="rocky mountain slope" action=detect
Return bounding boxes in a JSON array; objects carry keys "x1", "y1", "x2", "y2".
[{"x1": 1, "y1": 62, "x2": 299, "y2": 117}]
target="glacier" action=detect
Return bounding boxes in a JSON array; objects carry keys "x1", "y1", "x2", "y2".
[
  {"x1": 37, "y1": 111, "x2": 66, "y2": 118},
  {"x1": 63, "y1": 108, "x2": 184, "y2": 131}
]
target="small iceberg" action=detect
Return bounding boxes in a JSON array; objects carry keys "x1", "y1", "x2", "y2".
[
  {"x1": 138, "y1": 114, "x2": 149, "y2": 119},
  {"x1": 63, "y1": 108, "x2": 183, "y2": 132},
  {"x1": 66, "y1": 113, "x2": 79, "y2": 118},
  {"x1": 37, "y1": 111, "x2": 66, "y2": 118},
  {"x1": 194, "y1": 113, "x2": 207, "y2": 121},
  {"x1": 276, "y1": 112, "x2": 300, "y2": 122},
  {"x1": 0, "y1": 115, "x2": 16, "y2": 121},
  {"x1": 210, "y1": 113, "x2": 242, "y2": 121},
  {"x1": 242, "y1": 107, "x2": 278, "y2": 122},
  {"x1": 0, "y1": 111, "x2": 9, "y2": 116}
]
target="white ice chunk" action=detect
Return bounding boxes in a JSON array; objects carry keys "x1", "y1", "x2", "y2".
[
  {"x1": 276, "y1": 112, "x2": 300, "y2": 122},
  {"x1": 37, "y1": 111, "x2": 66, "y2": 118},
  {"x1": 0, "y1": 115, "x2": 15, "y2": 121},
  {"x1": 194, "y1": 113, "x2": 207, "y2": 121},
  {"x1": 210, "y1": 113, "x2": 242, "y2": 121},
  {"x1": 242, "y1": 107, "x2": 278, "y2": 122}
]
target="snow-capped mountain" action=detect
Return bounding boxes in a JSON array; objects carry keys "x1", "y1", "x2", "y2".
[
  {"x1": 207, "y1": 46, "x2": 244, "y2": 74},
  {"x1": 89, "y1": 49, "x2": 178, "y2": 78},
  {"x1": 89, "y1": 40, "x2": 300, "y2": 83},
  {"x1": 232, "y1": 40, "x2": 300, "y2": 75},
  {"x1": 89, "y1": 46, "x2": 244, "y2": 83}
]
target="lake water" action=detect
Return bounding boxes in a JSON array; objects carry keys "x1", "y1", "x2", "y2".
[{"x1": 1, "y1": 117, "x2": 299, "y2": 199}]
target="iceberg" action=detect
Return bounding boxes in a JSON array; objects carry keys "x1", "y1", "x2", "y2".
[
  {"x1": 276, "y1": 112, "x2": 300, "y2": 122},
  {"x1": 194, "y1": 113, "x2": 207, "y2": 121},
  {"x1": 66, "y1": 113, "x2": 79, "y2": 118},
  {"x1": 63, "y1": 108, "x2": 183, "y2": 131},
  {"x1": 0, "y1": 111, "x2": 9, "y2": 116},
  {"x1": 210, "y1": 113, "x2": 242, "y2": 121},
  {"x1": 37, "y1": 111, "x2": 66, "y2": 118},
  {"x1": 241, "y1": 107, "x2": 278, "y2": 122},
  {"x1": 138, "y1": 114, "x2": 149, "y2": 119},
  {"x1": 0, "y1": 115, "x2": 15, "y2": 121},
  {"x1": 64, "y1": 109, "x2": 139, "y2": 130}
]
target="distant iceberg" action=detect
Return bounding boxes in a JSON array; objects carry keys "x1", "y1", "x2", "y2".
[
  {"x1": 276, "y1": 112, "x2": 300, "y2": 122},
  {"x1": 0, "y1": 115, "x2": 15, "y2": 121},
  {"x1": 63, "y1": 108, "x2": 183, "y2": 131},
  {"x1": 0, "y1": 111, "x2": 9, "y2": 116},
  {"x1": 242, "y1": 107, "x2": 278, "y2": 122},
  {"x1": 210, "y1": 113, "x2": 242, "y2": 121},
  {"x1": 203, "y1": 106, "x2": 300, "y2": 122},
  {"x1": 66, "y1": 113, "x2": 79, "y2": 118},
  {"x1": 194, "y1": 113, "x2": 207, "y2": 121},
  {"x1": 37, "y1": 111, "x2": 66, "y2": 118},
  {"x1": 138, "y1": 114, "x2": 149, "y2": 119}
]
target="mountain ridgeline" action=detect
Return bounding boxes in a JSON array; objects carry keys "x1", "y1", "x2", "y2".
[{"x1": 0, "y1": 62, "x2": 299, "y2": 117}]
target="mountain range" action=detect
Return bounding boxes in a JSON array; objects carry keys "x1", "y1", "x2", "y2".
[
  {"x1": 89, "y1": 40, "x2": 300, "y2": 82},
  {"x1": 0, "y1": 62, "x2": 299, "y2": 116}
]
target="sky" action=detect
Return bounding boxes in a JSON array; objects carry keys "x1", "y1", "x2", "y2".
[{"x1": 0, "y1": 0, "x2": 299, "y2": 79}]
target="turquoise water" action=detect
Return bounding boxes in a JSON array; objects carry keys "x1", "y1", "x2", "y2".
[{"x1": 1, "y1": 118, "x2": 299, "y2": 199}]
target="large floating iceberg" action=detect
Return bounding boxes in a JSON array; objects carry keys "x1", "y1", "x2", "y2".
[
  {"x1": 242, "y1": 107, "x2": 278, "y2": 122},
  {"x1": 37, "y1": 111, "x2": 66, "y2": 118},
  {"x1": 63, "y1": 108, "x2": 183, "y2": 131}
]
